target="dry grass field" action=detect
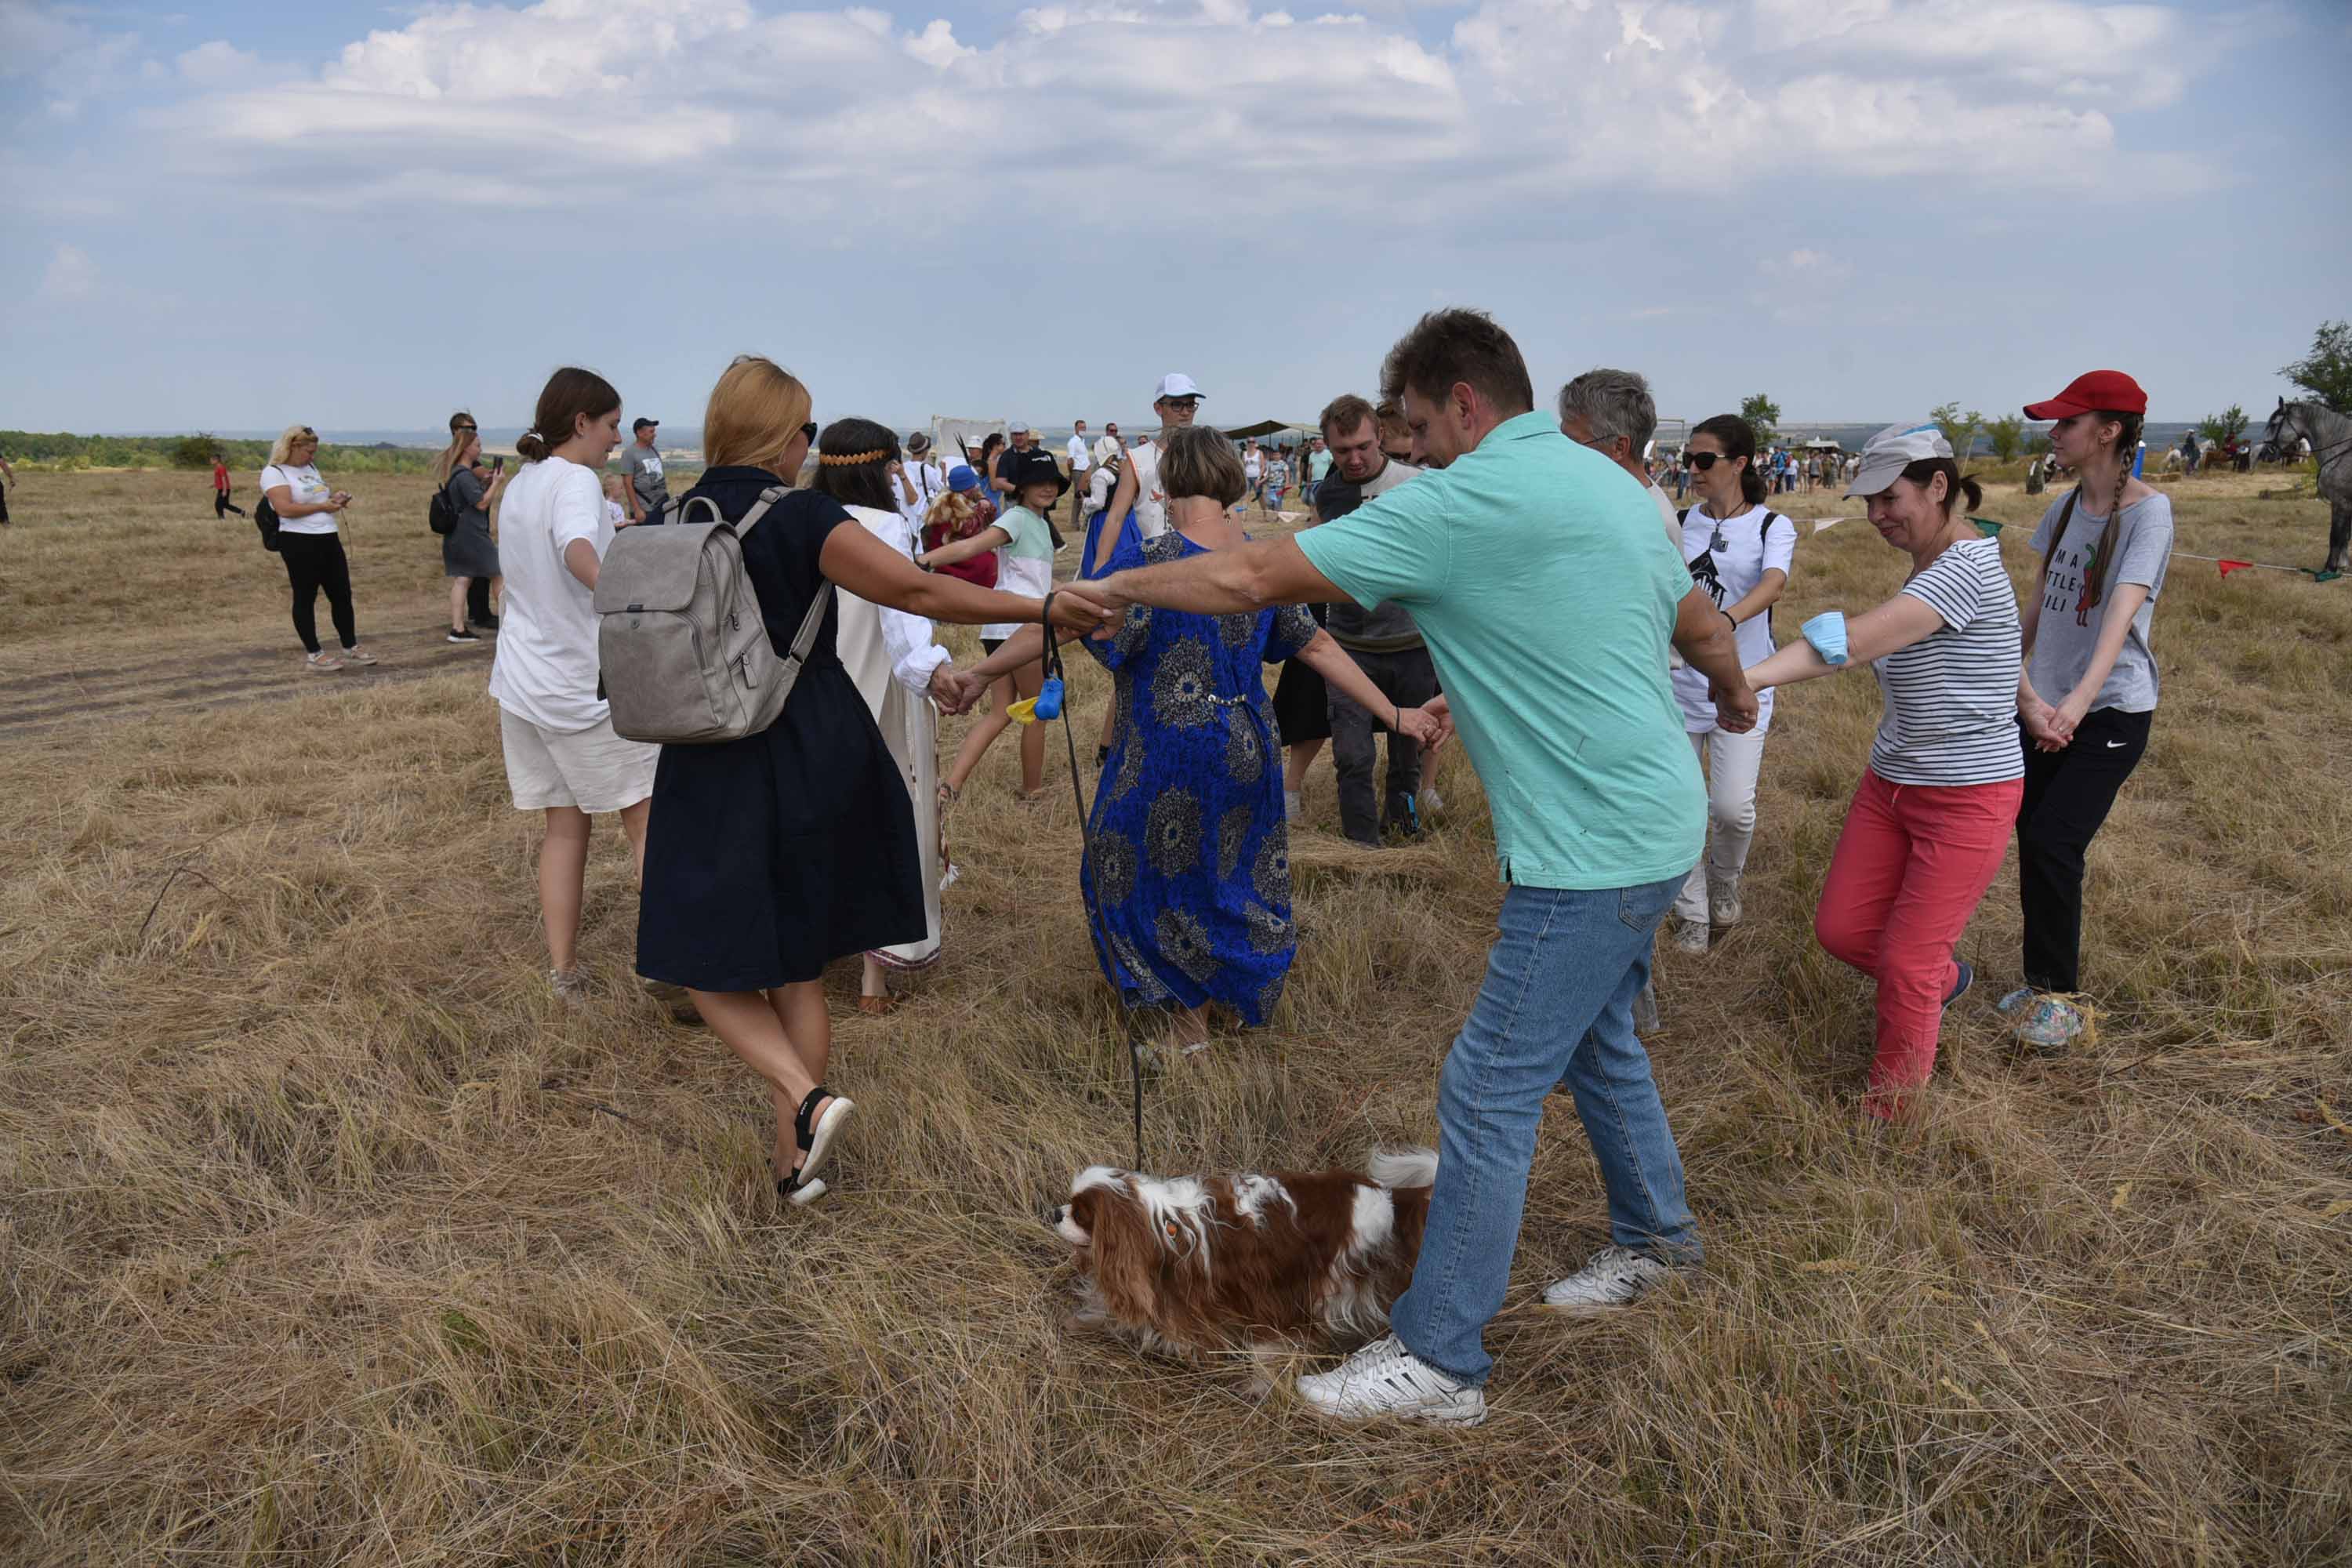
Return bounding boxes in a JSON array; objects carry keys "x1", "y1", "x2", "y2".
[{"x1": 2, "y1": 463, "x2": 2347, "y2": 1566}]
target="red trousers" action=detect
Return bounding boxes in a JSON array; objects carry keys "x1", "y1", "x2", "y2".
[{"x1": 1814, "y1": 768, "x2": 2022, "y2": 1104}]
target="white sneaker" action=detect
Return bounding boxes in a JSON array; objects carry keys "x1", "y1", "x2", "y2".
[
  {"x1": 1293, "y1": 1334, "x2": 1486, "y2": 1425},
  {"x1": 304, "y1": 650, "x2": 343, "y2": 673},
  {"x1": 1421, "y1": 786, "x2": 1446, "y2": 815},
  {"x1": 1708, "y1": 877, "x2": 1741, "y2": 927},
  {"x1": 1671, "y1": 916, "x2": 1710, "y2": 954},
  {"x1": 1542, "y1": 1244, "x2": 1689, "y2": 1313},
  {"x1": 550, "y1": 967, "x2": 589, "y2": 1007}
]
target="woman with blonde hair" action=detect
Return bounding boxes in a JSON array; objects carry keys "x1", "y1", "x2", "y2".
[
  {"x1": 970, "y1": 425, "x2": 1436, "y2": 1053},
  {"x1": 260, "y1": 425, "x2": 375, "y2": 672},
  {"x1": 636, "y1": 356, "x2": 1108, "y2": 1204},
  {"x1": 433, "y1": 412, "x2": 506, "y2": 643}
]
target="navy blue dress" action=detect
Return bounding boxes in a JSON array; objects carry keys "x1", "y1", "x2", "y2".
[
  {"x1": 1083, "y1": 528, "x2": 1319, "y2": 1024},
  {"x1": 635, "y1": 467, "x2": 926, "y2": 990}
]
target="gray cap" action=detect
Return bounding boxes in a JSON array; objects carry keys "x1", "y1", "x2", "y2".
[{"x1": 1845, "y1": 419, "x2": 1952, "y2": 498}]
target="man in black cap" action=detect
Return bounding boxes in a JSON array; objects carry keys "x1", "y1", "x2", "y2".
[{"x1": 623, "y1": 417, "x2": 668, "y2": 524}]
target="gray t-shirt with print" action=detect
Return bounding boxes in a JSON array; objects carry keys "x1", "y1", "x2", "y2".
[
  {"x1": 2028, "y1": 488, "x2": 2173, "y2": 713},
  {"x1": 624, "y1": 442, "x2": 668, "y2": 514}
]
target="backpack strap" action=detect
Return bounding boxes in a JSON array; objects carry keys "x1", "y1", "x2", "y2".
[
  {"x1": 783, "y1": 580, "x2": 836, "y2": 667},
  {"x1": 726, "y1": 485, "x2": 792, "y2": 536}
]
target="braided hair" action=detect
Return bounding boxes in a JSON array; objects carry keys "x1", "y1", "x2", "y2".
[{"x1": 2078, "y1": 410, "x2": 2142, "y2": 613}]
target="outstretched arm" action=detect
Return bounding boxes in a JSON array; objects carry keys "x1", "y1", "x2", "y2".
[
  {"x1": 1092, "y1": 535, "x2": 1343, "y2": 616},
  {"x1": 1295, "y1": 631, "x2": 1443, "y2": 743},
  {"x1": 916, "y1": 524, "x2": 1011, "y2": 570},
  {"x1": 822, "y1": 523, "x2": 1108, "y2": 633},
  {"x1": 1745, "y1": 593, "x2": 1944, "y2": 691}
]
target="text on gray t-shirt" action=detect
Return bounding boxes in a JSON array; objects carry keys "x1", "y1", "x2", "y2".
[{"x1": 2028, "y1": 488, "x2": 2172, "y2": 713}]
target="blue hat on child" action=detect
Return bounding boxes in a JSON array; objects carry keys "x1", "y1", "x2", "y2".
[{"x1": 946, "y1": 465, "x2": 981, "y2": 493}]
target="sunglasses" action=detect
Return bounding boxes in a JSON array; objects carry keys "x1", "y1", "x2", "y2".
[
  {"x1": 1689, "y1": 452, "x2": 1731, "y2": 470},
  {"x1": 454, "y1": 424, "x2": 477, "y2": 434},
  {"x1": 802, "y1": 423, "x2": 818, "y2": 444}
]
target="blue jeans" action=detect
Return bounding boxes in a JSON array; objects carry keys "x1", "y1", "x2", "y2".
[{"x1": 1390, "y1": 876, "x2": 1698, "y2": 1385}]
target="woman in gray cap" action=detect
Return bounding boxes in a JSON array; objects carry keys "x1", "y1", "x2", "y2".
[{"x1": 1742, "y1": 421, "x2": 2020, "y2": 1119}]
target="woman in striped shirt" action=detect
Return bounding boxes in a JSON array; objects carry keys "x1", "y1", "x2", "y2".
[{"x1": 1744, "y1": 421, "x2": 2022, "y2": 1118}]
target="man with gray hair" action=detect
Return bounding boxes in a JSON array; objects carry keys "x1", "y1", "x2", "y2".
[
  {"x1": 1558, "y1": 368, "x2": 1715, "y2": 1036},
  {"x1": 1557, "y1": 367, "x2": 1682, "y2": 550}
]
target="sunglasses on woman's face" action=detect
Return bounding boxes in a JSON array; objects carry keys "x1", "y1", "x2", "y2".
[
  {"x1": 1690, "y1": 451, "x2": 1727, "y2": 470},
  {"x1": 801, "y1": 423, "x2": 818, "y2": 445}
]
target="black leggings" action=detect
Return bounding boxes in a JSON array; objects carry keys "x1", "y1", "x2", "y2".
[
  {"x1": 2015, "y1": 707, "x2": 2151, "y2": 993},
  {"x1": 278, "y1": 531, "x2": 358, "y2": 654},
  {"x1": 214, "y1": 491, "x2": 246, "y2": 519}
]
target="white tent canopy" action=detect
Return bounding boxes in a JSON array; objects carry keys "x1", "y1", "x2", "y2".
[{"x1": 929, "y1": 416, "x2": 1004, "y2": 466}]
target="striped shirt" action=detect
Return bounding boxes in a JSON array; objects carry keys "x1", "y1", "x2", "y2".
[{"x1": 1867, "y1": 536, "x2": 2024, "y2": 786}]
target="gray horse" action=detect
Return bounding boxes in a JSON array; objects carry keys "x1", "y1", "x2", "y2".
[{"x1": 2265, "y1": 398, "x2": 2352, "y2": 574}]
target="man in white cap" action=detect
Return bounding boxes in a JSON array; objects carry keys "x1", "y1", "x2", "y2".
[{"x1": 1091, "y1": 373, "x2": 1203, "y2": 575}]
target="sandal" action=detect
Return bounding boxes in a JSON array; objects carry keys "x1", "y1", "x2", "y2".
[
  {"x1": 857, "y1": 993, "x2": 895, "y2": 1017},
  {"x1": 937, "y1": 782, "x2": 960, "y2": 811}
]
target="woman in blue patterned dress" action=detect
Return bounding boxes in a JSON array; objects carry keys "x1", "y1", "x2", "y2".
[{"x1": 970, "y1": 426, "x2": 1437, "y2": 1051}]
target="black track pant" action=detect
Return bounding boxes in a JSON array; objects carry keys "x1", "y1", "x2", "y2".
[
  {"x1": 215, "y1": 491, "x2": 246, "y2": 518},
  {"x1": 1328, "y1": 644, "x2": 1440, "y2": 845},
  {"x1": 2015, "y1": 706, "x2": 2151, "y2": 993},
  {"x1": 278, "y1": 531, "x2": 358, "y2": 654},
  {"x1": 467, "y1": 576, "x2": 493, "y2": 624}
]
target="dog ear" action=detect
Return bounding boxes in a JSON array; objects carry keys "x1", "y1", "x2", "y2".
[{"x1": 1086, "y1": 1186, "x2": 1166, "y2": 1328}]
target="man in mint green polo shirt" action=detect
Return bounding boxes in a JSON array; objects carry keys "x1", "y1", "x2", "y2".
[{"x1": 1091, "y1": 308, "x2": 1758, "y2": 1425}]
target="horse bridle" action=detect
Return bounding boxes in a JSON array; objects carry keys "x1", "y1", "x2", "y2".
[{"x1": 2270, "y1": 401, "x2": 2352, "y2": 466}]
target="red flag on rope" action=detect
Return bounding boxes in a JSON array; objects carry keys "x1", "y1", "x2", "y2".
[{"x1": 2217, "y1": 560, "x2": 2254, "y2": 577}]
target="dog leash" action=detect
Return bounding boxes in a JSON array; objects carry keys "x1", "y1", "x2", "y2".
[{"x1": 1037, "y1": 591, "x2": 1149, "y2": 1174}]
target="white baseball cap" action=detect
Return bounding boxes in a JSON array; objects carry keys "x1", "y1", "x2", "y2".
[
  {"x1": 1845, "y1": 419, "x2": 1952, "y2": 498},
  {"x1": 1007, "y1": 419, "x2": 1031, "y2": 434},
  {"x1": 1153, "y1": 373, "x2": 1203, "y2": 402}
]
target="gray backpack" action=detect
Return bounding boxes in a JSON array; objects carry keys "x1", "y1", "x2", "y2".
[{"x1": 593, "y1": 484, "x2": 833, "y2": 745}]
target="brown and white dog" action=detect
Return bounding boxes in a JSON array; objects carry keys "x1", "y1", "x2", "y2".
[{"x1": 1046, "y1": 1149, "x2": 1435, "y2": 1372}]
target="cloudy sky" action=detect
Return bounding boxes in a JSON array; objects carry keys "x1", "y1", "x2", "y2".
[{"x1": 2, "y1": 0, "x2": 2346, "y2": 435}]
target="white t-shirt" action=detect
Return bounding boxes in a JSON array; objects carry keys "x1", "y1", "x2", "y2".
[
  {"x1": 487, "y1": 455, "x2": 617, "y2": 733},
  {"x1": 260, "y1": 463, "x2": 338, "y2": 537},
  {"x1": 1671, "y1": 502, "x2": 1797, "y2": 733},
  {"x1": 982, "y1": 506, "x2": 1058, "y2": 641},
  {"x1": 1244, "y1": 450, "x2": 1263, "y2": 481},
  {"x1": 1127, "y1": 441, "x2": 1168, "y2": 539},
  {"x1": 1066, "y1": 434, "x2": 1091, "y2": 472}
]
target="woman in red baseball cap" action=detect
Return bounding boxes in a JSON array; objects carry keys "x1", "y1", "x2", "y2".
[{"x1": 2005, "y1": 370, "x2": 2174, "y2": 1052}]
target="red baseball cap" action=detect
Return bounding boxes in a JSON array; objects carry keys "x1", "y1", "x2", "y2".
[{"x1": 2024, "y1": 370, "x2": 2147, "y2": 420}]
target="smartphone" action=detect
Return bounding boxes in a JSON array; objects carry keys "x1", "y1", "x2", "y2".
[{"x1": 492, "y1": 456, "x2": 506, "y2": 474}]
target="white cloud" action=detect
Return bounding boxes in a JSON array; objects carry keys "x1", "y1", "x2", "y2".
[
  {"x1": 40, "y1": 243, "x2": 94, "y2": 301},
  {"x1": 177, "y1": 40, "x2": 260, "y2": 84},
  {"x1": 80, "y1": 0, "x2": 2205, "y2": 224}
]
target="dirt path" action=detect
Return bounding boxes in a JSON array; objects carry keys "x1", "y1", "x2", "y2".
[{"x1": 0, "y1": 622, "x2": 499, "y2": 739}]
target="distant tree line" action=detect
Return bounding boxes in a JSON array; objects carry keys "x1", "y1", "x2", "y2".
[{"x1": 0, "y1": 430, "x2": 438, "y2": 474}]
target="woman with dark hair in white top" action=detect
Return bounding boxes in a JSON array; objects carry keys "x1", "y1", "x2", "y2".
[
  {"x1": 1668, "y1": 413, "x2": 1795, "y2": 953},
  {"x1": 1744, "y1": 421, "x2": 2020, "y2": 1120}
]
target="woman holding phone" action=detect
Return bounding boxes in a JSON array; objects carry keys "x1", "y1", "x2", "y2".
[
  {"x1": 434, "y1": 412, "x2": 506, "y2": 643},
  {"x1": 261, "y1": 425, "x2": 375, "y2": 672}
]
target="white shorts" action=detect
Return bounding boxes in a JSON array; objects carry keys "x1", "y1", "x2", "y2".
[{"x1": 499, "y1": 707, "x2": 659, "y2": 814}]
